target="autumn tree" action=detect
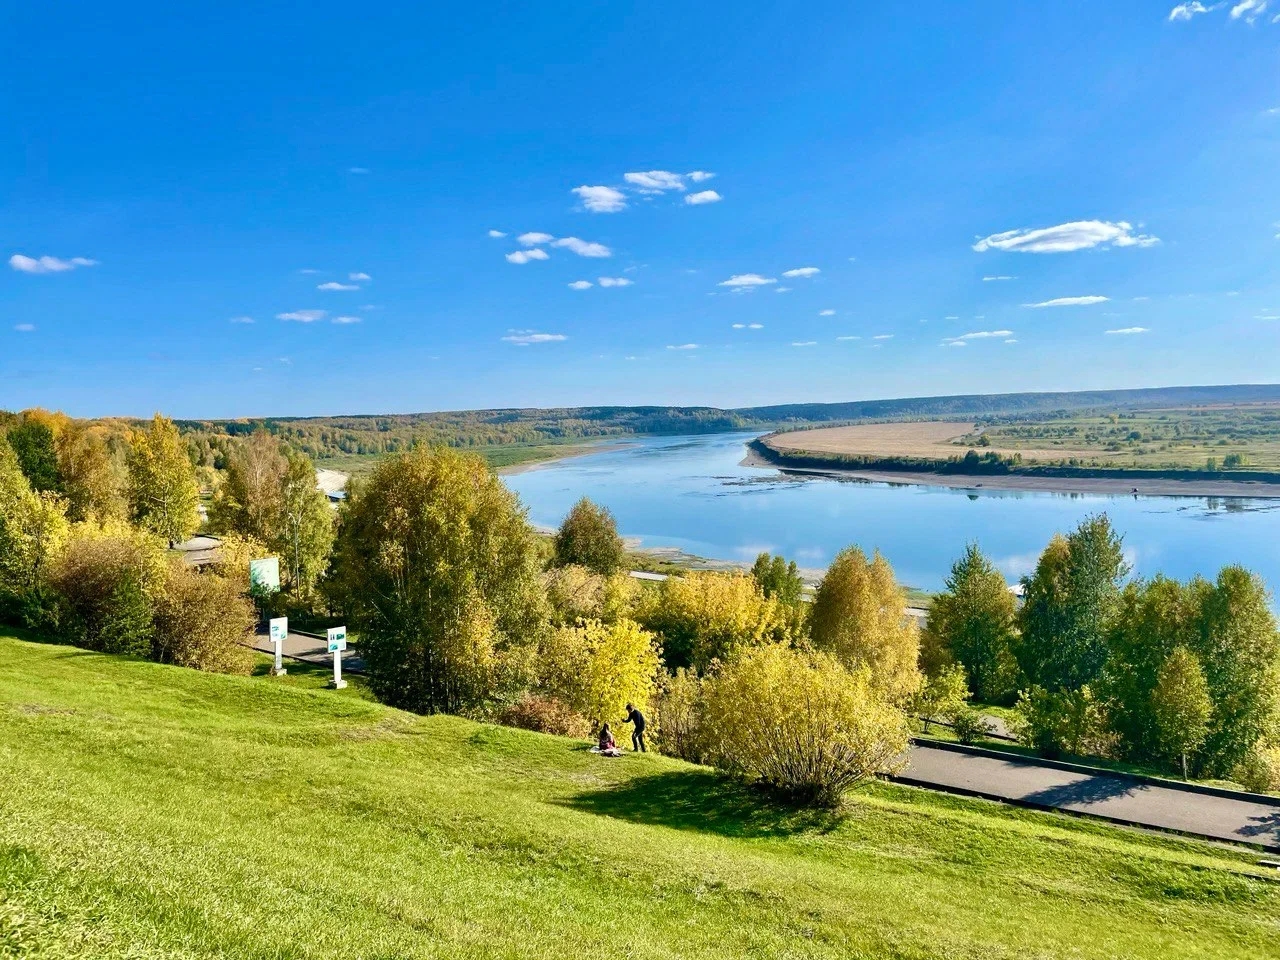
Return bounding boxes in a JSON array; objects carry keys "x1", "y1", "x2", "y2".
[
  {"x1": 277, "y1": 451, "x2": 335, "y2": 594},
  {"x1": 552, "y1": 497, "x2": 625, "y2": 575},
  {"x1": 0, "y1": 436, "x2": 70, "y2": 625},
  {"x1": 127, "y1": 414, "x2": 200, "y2": 545},
  {"x1": 1151, "y1": 645, "x2": 1213, "y2": 779},
  {"x1": 7, "y1": 414, "x2": 62, "y2": 493},
  {"x1": 809, "y1": 546, "x2": 921, "y2": 703},
  {"x1": 1017, "y1": 514, "x2": 1128, "y2": 692},
  {"x1": 923, "y1": 543, "x2": 1020, "y2": 703},
  {"x1": 539, "y1": 618, "x2": 662, "y2": 728},
  {"x1": 208, "y1": 430, "x2": 287, "y2": 543},
  {"x1": 333, "y1": 447, "x2": 546, "y2": 715},
  {"x1": 638, "y1": 570, "x2": 792, "y2": 672},
  {"x1": 56, "y1": 422, "x2": 125, "y2": 521}
]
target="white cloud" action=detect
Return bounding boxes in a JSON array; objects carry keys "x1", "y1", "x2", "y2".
[
  {"x1": 502, "y1": 330, "x2": 567, "y2": 345},
  {"x1": 332, "y1": 316, "x2": 362, "y2": 325},
  {"x1": 318, "y1": 282, "x2": 359, "y2": 291},
  {"x1": 718, "y1": 273, "x2": 776, "y2": 288},
  {"x1": 791, "y1": 341, "x2": 818, "y2": 347},
  {"x1": 552, "y1": 237, "x2": 612, "y2": 257},
  {"x1": 298, "y1": 268, "x2": 321, "y2": 274},
  {"x1": 942, "y1": 340, "x2": 967, "y2": 348},
  {"x1": 819, "y1": 309, "x2": 836, "y2": 316},
  {"x1": 1169, "y1": 1, "x2": 1218, "y2": 20},
  {"x1": 688, "y1": 170, "x2": 715, "y2": 182},
  {"x1": 685, "y1": 190, "x2": 722, "y2": 205},
  {"x1": 732, "y1": 323, "x2": 746, "y2": 329},
  {"x1": 597, "y1": 277, "x2": 633, "y2": 287},
  {"x1": 229, "y1": 316, "x2": 254, "y2": 324},
  {"x1": 349, "y1": 272, "x2": 371, "y2": 281},
  {"x1": 983, "y1": 275, "x2": 1016, "y2": 282},
  {"x1": 748, "y1": 323, "x2": 764, "y2": 329},
  {"x1": 1105, "y1": 327, "x2": 1150, "y2": 335},
  {"x1": 782, "y1": 267, "x2": 820, "y2": 278},
  {"x1": 1025, "y1": 295, "x2": 1110, "y2": 308},
  {"x1": 774, "y1": 286, "x2": 792, "y2": 293},
  {"x1": 349, "y1": 166, "x2": 369, "y2": 174},
  {"x1": 573, "y1": 185, "x2": 628, "y2": 213},
  {"x1": 944, "y1": 315, "x2": 960, "y2": 320},
  {"x1": 14, "y1": 323, "x2": 35, "y2": 332},
  {"x1": 1254, "y1": 312, "x2": 1279, "y2": 320},
  {"x1": 666, "y1": 343, "x2": 699, "y2": 350},
  {"x1": 568, "y1": 280, "x2": 593, "y2": 290},
  {"x1": 9, "y1": 254, "x2": 98, "y2": 274},
  {"x1": 950, "y1": 329, "x2": 1014, "y2": 340},
  {"x1": 873, "y1": 334, "x2": 894, "y2": 340},
  {"x1": 836, "y1": 335, "x2": 860, "y2": 341},
  {"x1": 624, "y1": 170, "x2": 688, "y2": 193},
  {"x1": 518, "y1": 232, "x2": 554, "y2": 246},
  {"x1": 277, "y1": 310, "x2": 327, "y2": 322},
  {"x1": 506, "y1": 249, "x2": 550, "y2": 264},
  {"x1": 973, "y1": 220, "x2": 1159, "y2": 253},
  {"x1": 488, "y1": 229, "x2": 507, "y2": 238},
  {"x1": 1230, "y1": 0, "x2": 1268, "y2": 21},
  {"x1": 1004, "y1": 338, "x2": 1018, "y2": 344}
]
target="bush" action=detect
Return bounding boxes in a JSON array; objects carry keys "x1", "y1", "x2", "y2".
[
  {"x1": 539, "y1": 618, "x2": 662, "y2": 729},
  {"x1": 654, "y1": 667, "x2": 707, "y2": 763},
  {"x1": 499, "y1": 693, "x2": 591, "y2": 739},
  {"x1": 910, "y1": 663, "x2": 969, "y2": 733},
  {"x1": 153, "y1": 564, "x2": 255, "y2": 674},
  {"x1": 1232, "y1": 743, "x2": 1280, "y2": 793},
  {"x1": 701, "y1": 645, "x2": 910, "y2": 806},
  {"x1": 948, "y1": 707, "x2": 993, "y2": 745},
  {"x1": 1012, "y1": 685, "x2": 1115, "y2": 759}
]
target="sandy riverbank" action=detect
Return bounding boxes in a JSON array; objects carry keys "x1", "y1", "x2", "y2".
[
  {"x1": 496, "y1": 441, "x2": 636, "y2": 476},
  {"x1": 741, "y1": 447, "x2": 1280, "y2": 499}
]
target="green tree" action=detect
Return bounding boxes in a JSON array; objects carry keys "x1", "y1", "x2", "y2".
[
  {"x1": 7, "y1": 416, "x2": 61, "y2": 493},
  {"x1": 276, "y1": 451, "x2": 335, "y2": 594},
  {"x1": 552, "y1": 497, "x2": 625, "y2": 575},
  {"x1": 923, "y1": 544, "x2": 1020, "y2": 703},
  {"x1": 0, "y1": 438, "x2": 70, "y2": 624},
  {"x1": 809, "y1": 546, "x2": 921, "y2": 703},
  {"x1": 1150, "y1": 646, "x2": 1212, "y2": 779},
  {"x1": 910, "y1": 662, "x2": 970, "y2": 733},
  {"x1": 127, "y1": 414, "x2": 200, "y2": 545},
  {"x1": 1017, "y1": 515, "x2": 1128, "y2": 692},
  {"x1": 333, "y1": 447, "x2": 546, "y2": 715},
  {"x1": 750, "y1": 552, "x2": 804, "y2": 606}
]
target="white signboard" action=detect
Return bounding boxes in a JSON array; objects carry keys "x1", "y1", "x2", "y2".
[
  {"x1": 327, "y1": 626, "x2": 347, "y2": 653},
  {"x1": 269, "y1": 617, "x2": 288, "y2": 643},
  {"x1": 249, "y1": 557, "x2": 281, "y2": 593}
]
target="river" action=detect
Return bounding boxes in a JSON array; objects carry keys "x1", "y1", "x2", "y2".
[{"x1": 502, "y1": 432, "x2": 1280, "y2": 594}]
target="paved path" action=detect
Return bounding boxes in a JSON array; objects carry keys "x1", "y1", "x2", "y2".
[
  {"x1": 251, "y1": 630, "x2": 365, "y2": 673},
  {"x1": 898, "y1": 743, "x2": 1280, "y2": 850}
]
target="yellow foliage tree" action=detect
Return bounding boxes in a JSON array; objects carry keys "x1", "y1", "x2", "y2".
[
  {"x1": 809, "y1": 546, "x2": 921, "y2": 704},
  {"x1": 541, "y1": 618, "x2": 662, "y2": 729}
]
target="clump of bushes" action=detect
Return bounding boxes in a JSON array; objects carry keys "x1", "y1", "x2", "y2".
[
  {"x1": 499, "y1": 693, "x2": 592, "y2": 739},
  {"x1": 537, "y1": 617, "x2": 662, "y2": 730},
  {"x1": 700, "y1": 645, "x2": 910, "y2": 806}
]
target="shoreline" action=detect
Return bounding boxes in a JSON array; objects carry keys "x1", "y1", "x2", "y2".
[
  {"x1": 740, "y1": 447, "x2": 1280, "y2": 499},
  {"x1": 496, "y1": 440, "x2": 637, "y2": 476}
]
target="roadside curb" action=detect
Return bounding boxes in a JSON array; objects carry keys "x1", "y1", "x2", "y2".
[{"x1": 911, "y1": 737, "x2": 1280, "y2": 808}]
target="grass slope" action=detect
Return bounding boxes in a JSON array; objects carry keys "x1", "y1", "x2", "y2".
[{"x1": 2, "y1": 634, "x2": 1277, "y2": 959}]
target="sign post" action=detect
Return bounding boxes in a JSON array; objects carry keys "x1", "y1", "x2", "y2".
[
  {"x1": 268, "y1": 616, "x2": 288, "y2": 676},
  {"x1": 249, "y1": 557, "x2": 281, "y2": 594},
  {"x1": 327, "y1": 626, "x2": 348, "y2": 690}
]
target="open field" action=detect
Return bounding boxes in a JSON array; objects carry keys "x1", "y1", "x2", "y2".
[
  {"x1": 3, "y1": 633, "x2": 1279, "y2": 959},
  {"x1": 766, "y1": 405, "x2": 1280, "y2": 474}
]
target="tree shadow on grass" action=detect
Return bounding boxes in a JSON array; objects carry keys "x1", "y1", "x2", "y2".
[{"x1": 560, "y1": 770, "x2": 843, "y2": 839}]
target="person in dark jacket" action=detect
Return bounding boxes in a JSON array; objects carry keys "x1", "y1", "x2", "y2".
[{"x1": 623, "y1": 702, "x2": 647, "y2": 752}]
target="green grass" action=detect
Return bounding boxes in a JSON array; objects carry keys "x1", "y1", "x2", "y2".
[
  {"x1": 2, "y1": 633, "x2": 1278, "y2": 959},
  {"x1": 317, "y1": 439, "x2": 616, "y2": 479}
]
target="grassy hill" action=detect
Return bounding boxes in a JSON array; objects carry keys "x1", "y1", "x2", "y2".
[{"x1": 2, "y1": 633, "x2": 1277, "y2": 959}]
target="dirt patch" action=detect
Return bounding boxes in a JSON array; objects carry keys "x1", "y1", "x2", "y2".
[{"x1": 766, "y1": 422, "x2": 978, "y2": 458}]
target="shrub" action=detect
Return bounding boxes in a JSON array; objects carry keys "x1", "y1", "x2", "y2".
[
  {"x1": 1012, "y1": 685, "x2": 1115, "y2": 759},
  {"x1": 552, "y1": 497, "x2": 625, "y2": 575},
  {"x1": 948, "y1": 708, "x2": 993, "y2": 745},
  {"x1": 153, "y1": 564, "x2": 255, "y2": 674},
  {"x1": 654, "y1": 667, "x2": 707, "y2": 763},
  {"x1": 539, "y1": 618, "x2": 662, "y2": 729},
  {"x1": 1232, "y1": 743, "x2": 1280, "y2": 793},
  {"x1": 499, "y1": 693, "x2": 591, "y2": 739},
  {"x1": 638, "y1": 571, "x2": 790, "y2": 671},
  {"x1": 910, "y1": 663, "x2": 969, "y2": 733},
  {"x1": 701, "y1": 644, "x2": 910, "y2": 806}
]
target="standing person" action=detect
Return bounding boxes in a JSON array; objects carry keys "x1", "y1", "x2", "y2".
[{"x1": 623, "y1": 702, "x2": 647, "y2": 753}]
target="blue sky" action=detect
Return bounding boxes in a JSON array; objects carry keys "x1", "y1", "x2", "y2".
[{"x1": 4, "y1": 1, "x2": 1279, "y2": 418}]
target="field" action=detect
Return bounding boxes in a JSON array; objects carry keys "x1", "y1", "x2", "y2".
[
  {"x1": 3, "y1": 633, "x2": 1278, "y2": 959},
  {"x1": 766, "y1": 405, "x2": 1280, "y2": 474}
]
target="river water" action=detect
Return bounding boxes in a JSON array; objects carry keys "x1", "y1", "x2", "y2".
[{"x1": 503, "y1": 432, "x2": 1280, "y2": 593}]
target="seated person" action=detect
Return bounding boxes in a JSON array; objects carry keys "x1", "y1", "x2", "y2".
[{"x1": 593, "y1": 722, "x2": 623, "y2": 756}]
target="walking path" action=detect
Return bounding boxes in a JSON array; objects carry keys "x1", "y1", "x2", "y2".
[
  {"x1": 898, "y1": 742, "x2": 1280, "y2": 850},
  {"x1": 250, "y1": 629, "x2": 365, "y2": 673}
]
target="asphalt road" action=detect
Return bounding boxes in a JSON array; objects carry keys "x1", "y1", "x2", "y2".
[
  {"x1": 899, "y1": 743, "x2": 1280, "y2": 850},
  {"x1": 251, "y1": 630, "x2": 365, "y2": 673}
]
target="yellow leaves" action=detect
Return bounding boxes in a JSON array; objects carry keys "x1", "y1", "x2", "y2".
[{"x1": 541, "y1": 618, "x2": 661, "y2": 727}]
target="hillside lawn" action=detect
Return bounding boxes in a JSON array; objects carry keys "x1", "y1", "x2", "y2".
[{"x1": 2, "y1": 633, "x2": 1278, "y2": 959}]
